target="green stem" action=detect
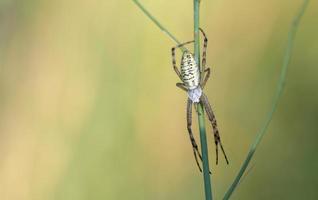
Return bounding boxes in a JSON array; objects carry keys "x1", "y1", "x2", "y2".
[
  {"x1": 198, "y1": 103, "x2": 213, "y2": 200},
  {"x1": 223, "y1": 1, "x2": 310, "y2": 199},
  {"x1": 194, "y1": 0, "x2": 213, "y2": 200},
  {"x1": 132, "y1": 0, "x2": 186, "y2": 52}
]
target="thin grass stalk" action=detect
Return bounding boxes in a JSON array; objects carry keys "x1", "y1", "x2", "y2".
[
  {"x1": 197, "y1": 103, "x2": 213, "y2": 200},
  {"x1": 194, "y1": 0, "x2": 213, "y2": 200},
  {"x1": 223, "y1": 0, "x2": 310, "y2": 199},
  {"x1": 131, "y1": 0, "x2": 187, "y2": 52}
]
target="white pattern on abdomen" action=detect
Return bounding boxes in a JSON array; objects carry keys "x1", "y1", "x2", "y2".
[{"x1": 180, "y1": 52, "x2": 200, "y2": 90}]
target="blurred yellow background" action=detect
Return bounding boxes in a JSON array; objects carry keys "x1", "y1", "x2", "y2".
[{"x1": 0, "y1": 0, "x2": 317, "y2": 199}]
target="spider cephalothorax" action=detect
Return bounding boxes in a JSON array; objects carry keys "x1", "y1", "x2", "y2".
[{"x1": 171, "y1": 28, "x2": 229, "y2": 172}]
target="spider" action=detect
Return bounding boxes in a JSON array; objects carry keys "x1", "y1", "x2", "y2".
[{"x1": 171, "y1": 28, "x2": 229, "y2": 172}]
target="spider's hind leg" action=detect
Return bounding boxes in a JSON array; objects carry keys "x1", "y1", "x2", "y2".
[
  {"x1": 200, "y1": 93, "x2": 229, "y2": 165},
  {"x1": 187, "y1": 98, "x2": 203, "y2": 172},
  {"x1": 193, "y1": 103, "x2": 201, "y2": 116}
]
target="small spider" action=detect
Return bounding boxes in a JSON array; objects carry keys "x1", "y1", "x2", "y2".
[{"x1": 171, "y1": 28, "x2": 229, "y2": 172}]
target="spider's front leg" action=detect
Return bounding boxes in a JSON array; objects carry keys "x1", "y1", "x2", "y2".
[
  {"x1": 186, "y1": 98, "x2": 203, "y2": 172},
  {"x1": 201, "y1": 68, "x2": 211, "y2": 89},
  {"x1": 198, "y1": 28, "x2": 211, "y2": 89},
  {"x1": 199, "y1": 28, "x2": 208, "y2": 83},
  {"x1": 200, "y1": 93, "x2": 229, "y2": 165}
]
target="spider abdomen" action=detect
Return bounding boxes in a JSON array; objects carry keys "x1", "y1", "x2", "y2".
[{"x1": 180, "y1": 52, "x2": 200, "y2": 90}]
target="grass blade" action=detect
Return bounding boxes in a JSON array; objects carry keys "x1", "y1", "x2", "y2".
[
  {"x1": 223, "y1": 0, "x2": 310, "y2": 199},
  {"x1": 194, "y1": 0, "x2": 213, "y2": 200},
  {"x1": 132, "y1": 0, "x2": 181, "y2": 46}
]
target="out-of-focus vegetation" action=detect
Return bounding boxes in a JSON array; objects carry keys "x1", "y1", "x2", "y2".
[{"x1": 0, "y1": 0, "x2": 317, "y2": 199}]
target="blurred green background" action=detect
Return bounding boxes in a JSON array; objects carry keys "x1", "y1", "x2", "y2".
[{"x1": 0, "y1": 0, "x2": 317, "y2": 199}]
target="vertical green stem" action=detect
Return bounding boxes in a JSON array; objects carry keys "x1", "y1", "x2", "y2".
[
  {"x1": 198, "y1": 103, "x2": 213, "y2": 200},
  {"x1": 194, "y1": 1, "x2": 213, "y2": 200}
]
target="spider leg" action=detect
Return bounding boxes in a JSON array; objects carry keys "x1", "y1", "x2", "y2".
[
  {"x1": 200, "y1": 93, "x2": 229, "y2": 165},
  {"x1": 194, "y1": 103, "x2": 199, "y2": 115},
  {"x1": 175, "y1": 40, "x2": 195, "y2": 49},
  {"x1": 171, "y1": 40, "x2": 194, "y2": 80},
  {"x1": 187, "y1": 98, "x2": 203, "y2": 172},
  {"x1": 201, "y1": 68, "x2": 211, "y2": 89},
  {"x1": 176, "y1": 83, "x2": 187, "y2": 92},
  {"x1": 199, "y1": 28, "x2": 208, "y2": 83}
]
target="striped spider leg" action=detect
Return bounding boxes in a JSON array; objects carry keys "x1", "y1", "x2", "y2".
[
  {"x1": 200, "y1": 93, "x2": 229, "y2": 165},
  {"x1": 172, "y1": 28, "x2": 229, "y2": 172}
]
